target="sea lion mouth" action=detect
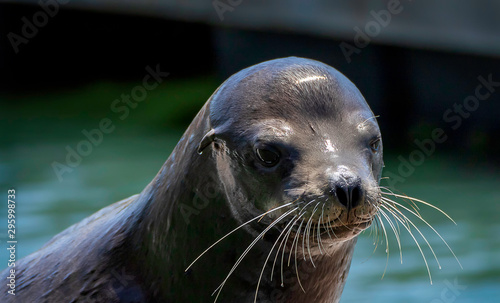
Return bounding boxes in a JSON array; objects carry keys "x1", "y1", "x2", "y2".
[
  {"x1": 321, "y1": 219, "x2": 373, "y2": 238},
  {"x1": 319, "y1": 219, "x2": 372, "y2": 231},
  {"x1": 267, "y1": 195, "x2": 380, "y2": 243},
  {"x1": 306, "y1": 217, "x2": 371, "y2": 239},
  {"x1": 274, "y1": 216, "x2": 374, "y2": 245}
]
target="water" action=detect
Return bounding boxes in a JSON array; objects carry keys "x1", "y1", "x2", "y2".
[
  {"x1": 344, "y1": 158, "x2": 500, "y2": 302},
  {"x1": 1, "y1": 124, "x2": 499, "y2": 302}
]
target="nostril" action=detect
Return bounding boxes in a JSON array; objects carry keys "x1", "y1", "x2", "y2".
[
  {"x1": 351, "y1": 185, "x2": 362, "y2": 208},
  {"x1": 335, "y1": 186, "x2": 349, "y2": 208}
]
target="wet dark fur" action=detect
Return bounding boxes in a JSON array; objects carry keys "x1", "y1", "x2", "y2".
[{"x1": 1, "y1": 57, "x2": 383, "y2": 302}]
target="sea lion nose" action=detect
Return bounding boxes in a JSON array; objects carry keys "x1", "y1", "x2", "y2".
[
  {"x1": 334, "y1": 180, "x2": 363, "y2": 210},
  {"x1": 329, "y1": 168, "x2": 364, "y2": 210}
]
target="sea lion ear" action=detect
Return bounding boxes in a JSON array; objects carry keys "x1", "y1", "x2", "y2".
[{"x1": 197, "y1": 129, "x2": 216, "y2": 154}]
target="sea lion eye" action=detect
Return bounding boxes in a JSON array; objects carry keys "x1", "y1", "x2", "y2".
[
  {"x1": 370, "y1": 138, "x2": 381, "y2": 153},
  {"x1": 255, "y1": 147, "x2": 280, "y2": 167}
]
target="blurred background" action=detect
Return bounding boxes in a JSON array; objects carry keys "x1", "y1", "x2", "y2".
[{"x1": 0, "y1": 0, "x2": 499, "y2": 302}]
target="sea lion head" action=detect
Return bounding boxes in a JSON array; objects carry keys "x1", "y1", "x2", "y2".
[{"x1": 198, "y1": 57, "x2": 383, "y2": 246}]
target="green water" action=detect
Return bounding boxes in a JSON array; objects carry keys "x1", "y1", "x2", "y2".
[{"x1": 1, "y1": 81, "x2": 499, "y2": 302}]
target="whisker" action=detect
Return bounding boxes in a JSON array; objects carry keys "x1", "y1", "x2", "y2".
[
  {"x1": 185, "y1": 202, "x2": 294, "y2": 272},
  {"x1": 305, "y1": 202, "x2": 321, "y2": 266},
  {"x1": 380, "y1": 186, "x2": 421, "y2": 214},
  {"x1": 382, "y1": 197, "x2": 462, "y2": 269},
  {"x1": 321, "y1": 205, "x2": 333, "y2": 241},
  {"x1": 256, "y1": 212, "x2": 300, "y2": 303},
  {"x1": 373, "y1": 210, "x2": 383, "y2": 246},
  {"x1": 379, "y1": 204, "x2": 403, "y2": 264},
  {"x1": 371, "y1": 214, "x2": 381, "y2": 251},
  {"x1": 317, "y1": 204, "x2": 329, "y2": 255},
  {"x1": 358, "y1": 115, "x2": 380, "y2": 128},
  {"x1": 293, "y1": 218, "x2": 306, "y2": 293},
  {"x1": 315, "y1": 222, "x2": 323, "y2": 256},
  {"x1": 335, "y1": 213, "x2": 353, "y2": 231},
  {"x1": 380, "y1": 204, "x2": 434, "y2": 284},
  {"x1": 304, "y1": 211, "x2": 314, "y2": 264},
  {"x1": 382, "y1": 199, "x2": 441, "y2": 270},
  {"x1": 271, "y1": 214, "x2": 299, "y2": 281},
  {"x1": 280, "y1": 216, "x2": 301, "y2": 286},
  {"x1": 213, "y1": 207, "x2": 298, "y2": 302},
  {"x1": 298, "y1": 199, "x2": 317, "y2": 261},
  {"x1": 376, "y1": 209, "x2": 391, "y2": 278},
  {"x1": 317, "y1": 208, "x2": 323, "y2": 254},
  {"x1": 382, "y1": 191, "x2": 456, "y2": 224},
  {"x1": 302, "y1": 214, "x2": 308, "y2": 261},
  {"x1": 326, "y1": 214, "x2": 338, "y2": 239},
  {"x1": 288, "y1": 217, "x2": 304, "y2": 266}
]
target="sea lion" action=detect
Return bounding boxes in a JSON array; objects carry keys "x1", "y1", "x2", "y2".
[{"x1": 1, "y1": 57, "x2": 384, "y2": 302}]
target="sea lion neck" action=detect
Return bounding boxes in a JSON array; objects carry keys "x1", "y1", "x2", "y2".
[
  {"x1": 131, "y1": 102, "x2": 217, "y2": 246},
  {"x1": 125, "y1": 103, "x2": 249, "y2": 299},
  {"x1": 281, "y1": 239, "x2": 357, "y2": 303}
]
